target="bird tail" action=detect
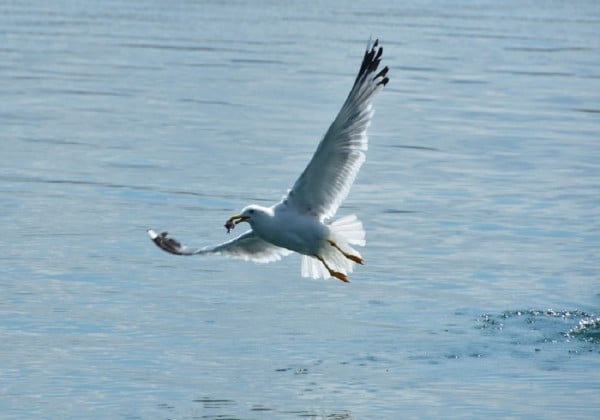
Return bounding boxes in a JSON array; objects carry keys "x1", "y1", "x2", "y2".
[
  {"x1": 329, "y1": 214, "x2": 366, "y2": 247},
  {"x1": 300, "y1": 215, "x2": 366, "y2": 279}
]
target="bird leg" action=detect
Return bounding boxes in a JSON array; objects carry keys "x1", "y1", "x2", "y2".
[
  {"x1": 327, "y1": 240, "x2": 364, "y2": 265},
  {"x1": 315, "y1": 255, "x2": 349, "y2": 283}
]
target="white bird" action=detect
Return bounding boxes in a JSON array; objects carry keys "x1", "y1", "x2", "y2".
[{"x1": 148, "y1": 39, "x2": 389, "y2": 282}]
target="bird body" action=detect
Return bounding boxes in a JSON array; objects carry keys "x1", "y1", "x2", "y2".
[{"x1": 148, "y1": 39, "x2": 389, "y2": 282}]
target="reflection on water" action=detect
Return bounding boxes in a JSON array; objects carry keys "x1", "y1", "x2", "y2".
[
  {"x1": 1, "y1": 0, "x2": 599, "y2": 418},
  {"x1": 189, "y1": 396, "x2": 353, "y2": 419}
]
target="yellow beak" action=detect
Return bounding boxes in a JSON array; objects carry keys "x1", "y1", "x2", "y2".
[{"x1": 227, "y1": 214, "x2": 249, "y2": 224}]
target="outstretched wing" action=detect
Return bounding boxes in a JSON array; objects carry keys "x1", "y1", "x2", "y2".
[
  {"x1": 147, "y1": 229, "x2": 292, "y2": 263},
  {"x1": 284, "y1": 39, "x2": 389, "y2": 220}
]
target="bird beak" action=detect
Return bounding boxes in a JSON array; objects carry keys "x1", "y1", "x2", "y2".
[{"x1": 228, "y1": 214, "x2": 249, "y2": 225}]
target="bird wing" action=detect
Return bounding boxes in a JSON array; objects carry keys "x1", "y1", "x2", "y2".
[
  {"x1": 283, "y1": 39, "x2": 389, "y2": 220},
  {"x1": 147, "y1": 229, "x2": 292, "y2": 263}
]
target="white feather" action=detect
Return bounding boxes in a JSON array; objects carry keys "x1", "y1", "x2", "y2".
[{"x1": 284, "y1": 39, "x2": 389, "y2": 220}]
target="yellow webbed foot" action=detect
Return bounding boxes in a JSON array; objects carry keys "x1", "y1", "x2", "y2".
[
  {"x1": 331, "y1": 271, "x2": 349, "y2": 283},
  {"x1": 314, "y1": 254, "x2": 350, "y2": 283},
  {"x1": 327, "y1": 240, "x2": 364, "y2": 265}
]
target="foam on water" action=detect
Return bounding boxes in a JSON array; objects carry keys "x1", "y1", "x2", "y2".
[
  {"x1": 479, "y1": 309, "x2": 600, "y2": 347},
  {"x1": 567, "y1": 316, "x2": 600, "y2": 344}
]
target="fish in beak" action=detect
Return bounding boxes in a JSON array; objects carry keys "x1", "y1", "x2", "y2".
[{"x1": 224, "y1": 214, "x2": 249, "y2": 233}]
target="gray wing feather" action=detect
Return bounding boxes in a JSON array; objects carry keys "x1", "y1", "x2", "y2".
[{"x1": 147, "y1": 229, "x2": 292, "y2": 263}]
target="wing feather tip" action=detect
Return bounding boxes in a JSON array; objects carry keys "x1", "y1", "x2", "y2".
[{"x1": 283, "y1": 38, "x2": 387, "y2": 219}]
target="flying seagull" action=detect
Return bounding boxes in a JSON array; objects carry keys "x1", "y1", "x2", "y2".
[{"x1": 148, "y1": 39, "x2": 389, "y2": 282}]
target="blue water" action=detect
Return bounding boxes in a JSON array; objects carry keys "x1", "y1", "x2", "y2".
[{"x1": 1, "y1": 1, "x2": 599, "y2": 418}]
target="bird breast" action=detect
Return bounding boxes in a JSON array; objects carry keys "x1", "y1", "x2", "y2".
[{"x1": 253, "y1": 207, "x2": 328, "y2": 255}]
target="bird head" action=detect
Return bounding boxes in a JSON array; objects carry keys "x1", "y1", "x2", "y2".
[{"x1": 225, "y1": 205, "x2": 267, "y2": 232}]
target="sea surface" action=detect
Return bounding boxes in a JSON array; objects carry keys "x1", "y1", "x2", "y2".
[{"x1": 1, "y1": 1, "x2": 599, "y2": 418}]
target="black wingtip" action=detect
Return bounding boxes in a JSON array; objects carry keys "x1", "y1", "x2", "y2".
[
  {"x1": 354, "y1": 38, "x2": 388, "y2": 89},
  {"x1": 376, "y1": 65, "x2": 390, "y2": 86},
  {"x1": 148, "y1": 229, "x2": 185, "y2": 255}
]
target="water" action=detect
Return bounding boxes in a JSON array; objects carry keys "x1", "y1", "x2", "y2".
[{"x1": 1, "y1": 0, "x2": 599, "y2": 418}]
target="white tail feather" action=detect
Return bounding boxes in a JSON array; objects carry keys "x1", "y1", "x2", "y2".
[
  {"x1": 330, "y1": 214, "x2": 366, "y2": 246},
  {"x1": 301, "y1": 255, "x2": 329, "y2": 279}
]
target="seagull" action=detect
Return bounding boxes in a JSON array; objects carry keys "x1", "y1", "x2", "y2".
[{"x1": 148, "y1": 39, "x2": 389, "y2": 282}]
